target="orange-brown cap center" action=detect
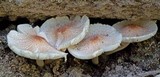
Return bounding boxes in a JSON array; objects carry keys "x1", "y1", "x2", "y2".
[{"x1": 121, "y1": 24, "x2": 146, "y2": 37}]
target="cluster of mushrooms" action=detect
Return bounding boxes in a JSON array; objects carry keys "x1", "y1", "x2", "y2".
[{"x1": 7, "y1": 15, "x2": 158, "y2": 66}]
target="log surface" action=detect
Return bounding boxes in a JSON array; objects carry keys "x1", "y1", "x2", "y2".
[{"x1": 1, "y1": 0, "x2": 160, "y2": 20}]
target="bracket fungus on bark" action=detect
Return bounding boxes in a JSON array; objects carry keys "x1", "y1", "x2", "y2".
[
  {"x1": 113, "y1": 20, "x2": 158, "y2": 42},
  {"x1": 40, "y1": 15, "x2": 90, "y2": 50},
  {"x1": 68, "y1": 24, "x2": 122, "y2": 60},
  {"x1": 7, "y1": 24, "x2": 68, "y2": 61}
]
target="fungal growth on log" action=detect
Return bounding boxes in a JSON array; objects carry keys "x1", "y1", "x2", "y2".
[
  {"x1": 68, "y1": 24, "x2": 122, "y2": 64},
  {"x1": 105, "y1": 20, "x2": 158, "y2": 55},
  {"x1": 7, "y1": 24, "x2": 67, "y2": 66},
  {"x1": 6, "y1": 15, "x2": 158, "y2": 66},
  {"x1": 113, "y1": 20, "x2": 158, "y2": 42},
  {"x1": 40, "y1": 15, "x2": 89, "y2": 50}
]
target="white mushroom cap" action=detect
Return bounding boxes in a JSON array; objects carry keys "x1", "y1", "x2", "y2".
[
  {"x1": 40, "y1": 15, "x2": 89, "y2": 50},
  {"x1": 113, "y1": 20, "x2": 158, "y2": 42},
  {"x1": 7, "y1": 24, "x2": 67, "y2": 60},
  {"x1": 105, "y1": 42, "x2": 130, "y2": 55},
  {"x1": 68, "y1": 24, "x2": 122, "y2": 59}
]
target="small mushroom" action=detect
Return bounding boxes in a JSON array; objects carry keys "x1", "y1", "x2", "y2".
[
  {"x1": 7, "y1": 24, "x2": 67, "y2": 66},
  {"x1": 68, "y1": 24, "x2": 122, "y2": 64},
  {"x1": 40, "y1": 15, "x2": 89, "y2": 50},
  {"x1": 113, "y1": 20, "x2": 158, "y2": 42}
]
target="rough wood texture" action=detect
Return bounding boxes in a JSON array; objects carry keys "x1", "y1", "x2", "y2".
[{"x1": 1, "y1": 0, "x2": 160, "y2": 20}]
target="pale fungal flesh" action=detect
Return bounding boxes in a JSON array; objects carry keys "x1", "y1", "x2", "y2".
[
  {"x1": 7, "y1": 24, "x2": 67, "y2": 60},
  {"x1": 113, "y1": 20, "x2": 158, "y2": 42},
  {"x1": 40, "y1": 15, "x2": 90, "y2": 50},
  {"x1": 68, "y1": 24, "x2": 122, "y2": 59},
  {"x1": 105, "y1": 42, "x2": 130, "y2": 55}
]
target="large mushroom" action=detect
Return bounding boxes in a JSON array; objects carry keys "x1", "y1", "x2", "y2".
[
  {"x1": 113, "y1": 20, "x2": 158, "y2": 42},
  {"x1": 68, "y1": 24, "x2": 122, "y2": 64},
  {"x1": 7, "y1": 24, "x2": 67, "y2": 66},
  {"x1": 40, "y1": 15, "x2": 89, "y2": 50}
]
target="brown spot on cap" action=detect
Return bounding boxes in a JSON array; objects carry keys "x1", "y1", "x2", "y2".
[
  {"x1": 56, "y1": 22, "x2": 74, "y2": 33},
  {"x1": 32, "y1": 35, "x2": 47, "y2": 44},
  {"x1": 90, "y1": 36, "x2": 102, "y2": 44},
  {"x1": 121, "y1": 24, "x2": 146, "y2": 37}
]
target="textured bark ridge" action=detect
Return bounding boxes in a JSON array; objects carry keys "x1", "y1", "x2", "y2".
[{"x1": 1, "y1": 0, "x2": 160, "y2": 20}]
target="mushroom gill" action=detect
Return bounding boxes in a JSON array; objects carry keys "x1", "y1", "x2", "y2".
[{"x1": 105, "y1": 42, "x2": 130, "y2": 55}]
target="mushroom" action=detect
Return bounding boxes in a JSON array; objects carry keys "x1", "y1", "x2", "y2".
[
  {"x1": 105, "y1": 20, "x2": 158, "y2": 56},
  {"x1": 7, "y1": 24, "x2": 67, "y2": 66},
  {"x1": 112, "y1": 20, "x2": 158, "y2": 42},
  {"x1": 40, "y1": 15, "x2": 89, "y2": 50},
  {"x1": 68, "y1": 24, "x2": 122, "y2": 64}
]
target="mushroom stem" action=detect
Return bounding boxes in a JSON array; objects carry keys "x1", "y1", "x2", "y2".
[
  {"x1": 44, "y1": 60, "x2": 53, "y2": 65},
  {"x1": 92, "y1": 57, "x2": 99, "y2": 65},
  {"x1": 61, "y1": 48, "x2": 66, "y2": 52},
  {"x1": 36, "y1": 60, "x2": 44, "y2": 67}
]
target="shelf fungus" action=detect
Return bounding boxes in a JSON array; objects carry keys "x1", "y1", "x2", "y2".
[
  {"x1": 40, "y1": 15, "x2": 89, "y2": 50},
  {"x1": 68, "y1": 24, "x2": 122, "y2": 64},
  {"x1": 113, "y1": 20, "x2": 158, "y2": 42},
  {"x1": 7, "y1": 24, "x2": 67, "y2": 66}
]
